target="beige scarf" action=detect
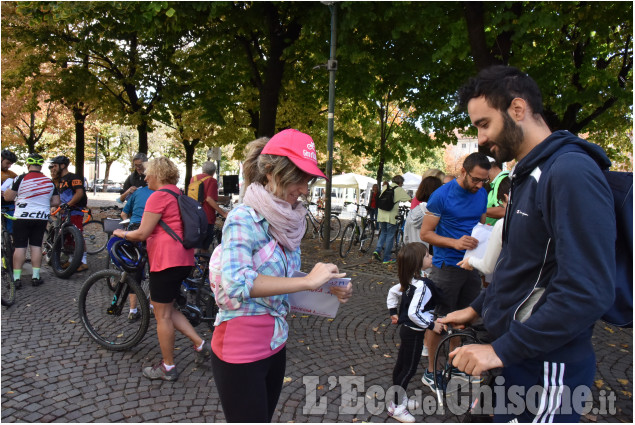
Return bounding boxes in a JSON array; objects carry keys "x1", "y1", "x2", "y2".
[{"x1": 242, "y1": 182, "x2": 307, "y2": 250}]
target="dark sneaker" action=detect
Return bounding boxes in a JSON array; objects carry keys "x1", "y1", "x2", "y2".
[
  {"x1": 31, "y1": 277, "x2": 44, "y2": 287},
  {"x1": 451, "y1": 366, "x2": 484, "y2": 383},
  {"x1": 421, "y1": 369, "x2": 458, "y2": 393},
  {"x1": 383, "y1": 259, "x2": 396, "y2": 265},
  {"x1": 372, "y1": 251, "x2": 381, "y2": 261},
  {"x1": 143, "y1": 362, "x2": 178, "y2": 381},
  {"x1": 76, "y1": 263, "x2": 89, "y2": 272},
  {"x1": 128, "y1": 311, "x2": 141, "y2": 322},
  {"x1": 14, "y1": 279, "x2": 22, "y2": 290},
  {"x1": 195, "y1": 340, "x2": 212, "y2": 365}
]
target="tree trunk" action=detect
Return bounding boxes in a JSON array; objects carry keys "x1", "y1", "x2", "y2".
[
  {"x1": 103, "y1": 162, "x2": 112, "y2": 193},
  {"x1": 183, "y1": 139, "x2": 200, "y2": 193},
  {"x1": 137, "y1": 121, "x2": 148, "y2": 155},
  {"x1": 73, "y1": 108, "x2": 86, "y2": 179},
  {"x1": 258, "y1": 59, "x2": 285, "y2": 137}
]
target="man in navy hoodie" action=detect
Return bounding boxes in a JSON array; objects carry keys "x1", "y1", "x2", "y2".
[{"x1": 440, "y1": 66, "x2": 616, "y2": 422}]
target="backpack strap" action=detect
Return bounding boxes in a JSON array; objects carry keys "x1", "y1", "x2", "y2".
[{"x1": 157, "y1": 188, "x2": 184, "y2": 245}]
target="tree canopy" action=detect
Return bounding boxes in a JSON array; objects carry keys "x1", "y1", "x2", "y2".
[{"x1": 2, "y1": 1, "x2": 632, "y2": 178}]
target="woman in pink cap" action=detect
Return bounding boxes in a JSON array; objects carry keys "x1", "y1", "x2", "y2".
[{"x1": 211, "y1": 129, "x2": 353, "y2": 422}]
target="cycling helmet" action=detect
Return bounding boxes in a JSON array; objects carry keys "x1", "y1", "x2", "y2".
[
  {"x1": 50, "y1": 155, "x2": 70, "y2": 166},
  {"x1": 108, "y1": 237, "x2": 145, "y2": 273},
  {"x1": 26, "y1": 152, "x2": 45, "y2": 166},
  {"x1": 1, "y1": 149, "x2": 17, "y2": 163}
]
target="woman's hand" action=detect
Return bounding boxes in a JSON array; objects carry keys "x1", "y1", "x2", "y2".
[
  {"x1": 457, "y1": 258, "x2": 473, "y2": 270},
  {"x1": 330, "y1": 282, "x2": 353, "y2": 304},
  {"x1": 304, "y1": 262, "x2": 346, "y2": 290},
  {"x1": 432, "y1": 319, "x2": 444, "y2": 334}
]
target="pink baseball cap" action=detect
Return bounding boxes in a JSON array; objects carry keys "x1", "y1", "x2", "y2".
[{"x1": 261, "y1": 129, "x2": 327, "y2": 179}]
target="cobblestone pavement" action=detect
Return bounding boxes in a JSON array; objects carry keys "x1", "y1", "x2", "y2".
[{"x1": 1, "y1": 212, "x2": 632, "y2": 422}]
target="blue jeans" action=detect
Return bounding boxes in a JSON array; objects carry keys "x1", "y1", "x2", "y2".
[{"x1": 374, "y1": 221, "x2": 397, "y2": 262}]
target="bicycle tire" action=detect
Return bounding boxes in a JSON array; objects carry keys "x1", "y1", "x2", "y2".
[
  {"x1": 339, "y1": 223, "x2": 356, "y2": 258},
  {"x1": 83, "y1": 220, "x2": 108, "y2": 254},
  {"x1": 433, "y1": 331, "x2": 481, "y2": 418},
  {"x1": 304, "y1": 215, "x2": 319, "y2": 240},
  {"x1": 78, "y1": 269, "x2": 150, "y2": 351},
  {"x1": 42, "y1": 224, "x2": 54, "y2": 265},
  {"x1": 359, "y1": 221, "x2": 375, "y2": 253},
  {"x1": 320, "y1": 215, "x2": 341, "y2": 243},
  {"x1": 51, "y1": 225, "x2": 84, "y2": 278},
  {"x1": 1, "y1": 231, "x2": 15, "y2": 307},
  {"x1": 393, "y1": 228, "x2": 404, "y2": 254}
]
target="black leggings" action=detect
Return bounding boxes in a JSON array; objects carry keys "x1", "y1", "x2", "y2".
[
  {"x1": 392, "y1": 325, "x2": 426, "y2": 404},
  {"x1": 212, "y1": 347, "x2": 286, "y2": 423}
]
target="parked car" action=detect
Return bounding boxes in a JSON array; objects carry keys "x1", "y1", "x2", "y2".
[{"x1": 106, "y1": 182, "x2": 123, "y2": 193}]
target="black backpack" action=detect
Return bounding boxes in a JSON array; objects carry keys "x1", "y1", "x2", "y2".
[
  {"x1": 376, "y1": 185, "x2": 396, "y2": 211},
  {"x1": 158, "y1": 188, "x2": 209, "y2": 249},
  {"x1": 537, "y1": 145, "x2": 633, "y2": 327}
]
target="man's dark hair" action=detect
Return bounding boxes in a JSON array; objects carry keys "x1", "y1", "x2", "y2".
[
  {"x1": 497, "y1": 176, "x2": 511, "y2": 203},
  {"x1": 490, "y1": 159, "x2": 504, "y2": 170},
  {"x1": 463, "y1": 152, "x2": 491, "y2": 173},
  {"x1": 458, "y1": 65, "x2": 544, "y2": 117},
  {"x1": 392, "y1": 175, "x2": 404, "y2": 185}
]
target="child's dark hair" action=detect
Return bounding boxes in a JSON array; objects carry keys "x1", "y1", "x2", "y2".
[
  {"x1": 397, "y1": 243, "x2": 429, "y2": 292},
  {"x1": 497, "y1": 176, "x2": 511, "y2": 203}
]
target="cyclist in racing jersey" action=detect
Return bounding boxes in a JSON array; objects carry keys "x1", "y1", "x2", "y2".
[
  {"x1": 4, "y1": 153, "x2": 60, "y2": 287},
  {"x1": 48, "y1": 156, "x2": 89, "y2": 272},
  {"x1": 1, "y1": 149, "x2": 18, "y2": 234}
]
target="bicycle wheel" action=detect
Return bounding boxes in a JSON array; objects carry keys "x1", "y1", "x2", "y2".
[
  {"x1": 1, "y1": 232, "x2": 15, "y2": 307},
  {"x1": 42, "y1": 224, "x2": 54, "y2": 265},
  {"x1": 78, "y1": 269, "x2": 150, "y2": 351},
  {"x1": 359, "y1": 222, "x2": 375, "y2": 253},
  {"x1": 339, "y1": 223, "x2": 356, "y2": 258},
  {"x1": 304, "y1": 215, "x2": 318, "y2": 239},
  {"x1": 320, "y1": 215, "x2": 341, "y2": 243},
  {"x1": 83, "y1": 220, "x2": 108, "y2": 254},
  {"x1": 433, "y1": 331, "x2": 481, "y2": 417},
  {"x1": 393, "y1": 228, "x2": 404, "y2": 254},
  {"x1": 51, "y1": 225, "x2": 84, "y2": 278}
]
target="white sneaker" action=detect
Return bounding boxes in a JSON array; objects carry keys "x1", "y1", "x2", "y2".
[
  {"x1": 421, "y1": 345, "x2": 428, "y2": 357},
  {"x1": 403, "y1": 396, "x2": 419, "y2": 411},
  {"x1": 388, "y1": 403, "x2": 415, "y2": 423}
]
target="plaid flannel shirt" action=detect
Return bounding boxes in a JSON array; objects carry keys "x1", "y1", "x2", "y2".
[{"x1": 215, "y1": 204, "x2": 301, "y2": 349}]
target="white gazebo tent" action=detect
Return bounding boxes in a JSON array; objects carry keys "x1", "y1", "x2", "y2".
[
  {"x1": 401, "y1": 172, "x2": 422, "y2": 192},
  {"x1": 312, "y1": 173, "x2": 377, "y2": 215}
]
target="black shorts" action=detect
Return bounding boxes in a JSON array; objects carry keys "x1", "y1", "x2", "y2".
[
  {"x1": 149, "y1": 266, "x2": 192, "y2": 304},
  {"x1": 12, "y1": 219, "x2": 48, "y2": 249},
  {"x1": 429, "y1": 264, "x2": 481, "y2": 316}
]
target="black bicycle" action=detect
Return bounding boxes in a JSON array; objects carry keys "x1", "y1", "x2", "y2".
[
  {"x1": 83, "y1": 205, "x2": 123, "y2": 254},
  {"x1": 1, "y1": 209, "x2": 16, "y2": 307},
  {"x1": 303, "y1": 201, "x2": 341, "y2": 243},
  {"x1": 392, "y1": 205, "x2": 409, "y2": 254},
  {"x1": 339, "y1": 202, "x2": 376, "y2": 258},
  {"x1": 78, "y1": 239, "x2": 218, "y2": 350},
  {"x1": 42, "y1": 204, "x2": 88, "y2": 278},
  {"x1": 433, "y1": 324, "x2": 498, "y2": 422}
]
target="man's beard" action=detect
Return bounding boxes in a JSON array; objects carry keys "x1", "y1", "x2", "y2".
[{"x1": 487, "y1": 113, "x2": 524, "y2": 163}]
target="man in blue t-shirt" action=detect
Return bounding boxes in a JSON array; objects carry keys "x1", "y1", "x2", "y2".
[
  {"x1": 121, "y1": 185, "x2": 154, "y2": 229},
  {"x1": 418, "y1": 152, "x2": 490, "y2": 391}
]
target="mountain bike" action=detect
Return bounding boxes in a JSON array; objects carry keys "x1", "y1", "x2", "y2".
[
  {"x1": 83, "y1": 205, "x2": 123, "y2": 254},
  {"x1": 433, "y1": 324, "x2": 498, "y2": 422},
  {"x1": 42, "y1": 204, "x2": 89, "y2": 278},
  {"x1": 339, "y1": 202, "x2": 376, "y2": 258},
  {"x1": 78, "y1": 240, "x2": 218, "y2": 350},
  {"x1": 1, "y1": 209, "x2": 16, "y2": 307},
  {"x1": 303, "y1": 201, "x2": 341, "y2": 243}
]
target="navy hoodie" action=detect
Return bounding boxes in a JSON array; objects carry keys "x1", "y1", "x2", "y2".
[{"x1": 471, "y1": 130, "x2": 616, "y2": 366}]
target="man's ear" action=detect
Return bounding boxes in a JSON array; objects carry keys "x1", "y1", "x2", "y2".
[{"x1": 508, "y1": 98, "x2": 527, "y2": 122}]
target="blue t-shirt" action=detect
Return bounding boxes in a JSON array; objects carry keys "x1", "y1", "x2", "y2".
[
  {"x1": 426, "y1": 179, "x2": 487, "y2": 268},
  {"x1": 122, "y1": 186, "x2": 154, "y2": 224}
]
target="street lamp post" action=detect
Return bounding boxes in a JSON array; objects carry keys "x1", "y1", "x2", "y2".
[{"x1": 322, "y1": 2, "x2": 338, "y2": 249}]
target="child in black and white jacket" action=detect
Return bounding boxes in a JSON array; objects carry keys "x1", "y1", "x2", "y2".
[{"x1": 386, "y1": 243, "x2": 443, "y2": 423}]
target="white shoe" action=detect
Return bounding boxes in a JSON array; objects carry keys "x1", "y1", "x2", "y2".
[
  {"x1": 421, "y1": 345, "x2": 428, "y2": 357},
  {"x1": 403, "y1": 396, "x2": 419, "y2": 411},
  {"x1": 388, "y1": 403, "x2": 415, "y2": 423}
]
